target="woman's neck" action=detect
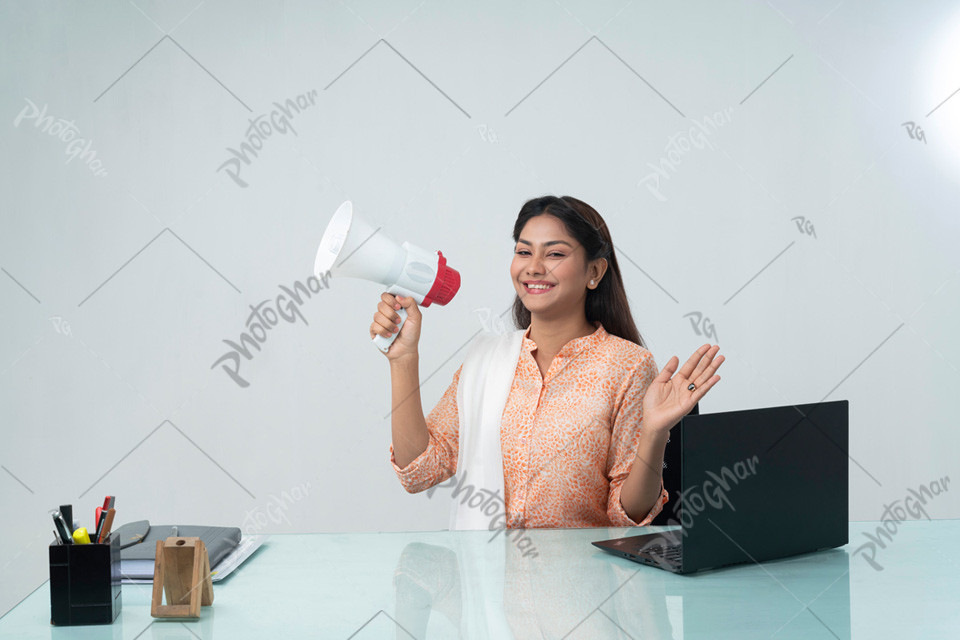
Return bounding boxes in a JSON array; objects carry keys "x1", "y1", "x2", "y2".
[{"x1": 527, "y1": 316, "x2": 598, "y2": 355}]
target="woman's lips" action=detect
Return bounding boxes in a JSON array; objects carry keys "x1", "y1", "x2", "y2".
[{"x1": 523, "y1": 283, "x2": 555, "y2": 294}]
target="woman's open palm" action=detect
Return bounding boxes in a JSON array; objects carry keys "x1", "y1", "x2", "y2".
[{"x1": 642, "y1": 344, "x2": 725, "y2": 433}]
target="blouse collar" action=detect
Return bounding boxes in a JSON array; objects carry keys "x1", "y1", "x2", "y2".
[{"x1": 522, "y1": 321, "x2": 606, "y2": 357}]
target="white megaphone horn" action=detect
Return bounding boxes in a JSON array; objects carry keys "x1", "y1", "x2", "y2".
[{"x1": 314, "y1": 201, "x2": 461, "y2": 353}]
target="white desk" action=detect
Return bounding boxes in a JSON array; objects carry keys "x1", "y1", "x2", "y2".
[{"x1": 0, "y1": 521, "x2": 957, "y2": 638}]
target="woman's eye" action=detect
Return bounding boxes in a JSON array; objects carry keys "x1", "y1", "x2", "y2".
[{"x1": 515, "y1": 250, "x2": 563, "y2": 257}]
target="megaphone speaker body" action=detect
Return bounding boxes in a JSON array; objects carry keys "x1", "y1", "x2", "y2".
[{"x1": 315, "y1": 201, "x2": 460, "y2": 353}]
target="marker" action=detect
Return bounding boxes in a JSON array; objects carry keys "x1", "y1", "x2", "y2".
[
  {"x1": 59, "y1": 505, "x2": 74, "y2": 535},
  {"x1": 97, "y1": 509, "x2": 116, "y2": 544},
  {"x1": 52, "y1": 512, "x2": 72, "y2": 545},
  {"x1": 72, "y1": 527, "x2": 91, "y2": 545}
]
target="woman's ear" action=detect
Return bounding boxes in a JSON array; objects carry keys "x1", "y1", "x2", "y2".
[{"x1": 591, "y1": 257, "x2": 608, "y2": 283}]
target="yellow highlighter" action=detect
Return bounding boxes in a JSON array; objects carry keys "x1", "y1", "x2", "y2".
[{"x1": 72, "y1": 527, "x2": 91, "y2": 544}]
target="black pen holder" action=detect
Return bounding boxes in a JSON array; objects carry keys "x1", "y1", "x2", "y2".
[{"x1": 49, "y1": 534, "x2": 122, "y2": 625}]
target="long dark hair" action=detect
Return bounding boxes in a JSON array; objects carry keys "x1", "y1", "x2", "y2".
[{"x1": 510, "y1": 195, "x2": 647, "y2": 348}]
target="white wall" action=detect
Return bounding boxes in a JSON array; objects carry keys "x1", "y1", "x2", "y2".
[{"x1": 2, "y1": 0, "x2": 959, "y2": 617}]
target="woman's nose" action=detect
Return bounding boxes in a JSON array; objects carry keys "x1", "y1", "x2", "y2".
[{"x1": 525, "y1": 253, "x2": 546, "y2": 274}]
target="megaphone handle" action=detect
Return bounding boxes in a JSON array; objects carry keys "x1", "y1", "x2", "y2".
[{"x1": 372, "y1": 307, "x2": 408, "y2": 353}]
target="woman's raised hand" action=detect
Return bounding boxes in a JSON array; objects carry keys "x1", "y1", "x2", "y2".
[
  {"x1": 642, "y1": 344, "x2": 725, "y2": 434},
  {"x1": 370, "y1": 292, "x2": 423, "y2": 361}
]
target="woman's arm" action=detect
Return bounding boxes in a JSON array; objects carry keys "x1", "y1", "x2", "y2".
[
  {"x1": 390, "y1": 355, "x2": 430, "y2": 469},
  {"x1": 376, "y1": 293, "x2": 459, "y2": 489},
  {"x1": 619, "y1": 425, "x2": 670, "y2": 522},
  {"x1": 389, "y1": 362, "x2": 463, "y2": 493},
  {"x1": 620, "y1": 343, "x2": 725, "y2": 521},
  {"x1": 607, "y1": 351, "x2": 667, "y2": 526}
]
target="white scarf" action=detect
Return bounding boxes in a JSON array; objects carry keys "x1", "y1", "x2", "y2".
[{"x1": 450, "y1": 328, "x2": 525, "y2": 531}]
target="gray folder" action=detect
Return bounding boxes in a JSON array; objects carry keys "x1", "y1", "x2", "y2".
[{"x1": 113, "y1": 520, "x2": 241, "y2": 578}]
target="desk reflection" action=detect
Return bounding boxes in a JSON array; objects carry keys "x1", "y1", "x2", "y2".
[{"x1": 392, "y1": 532, "x2": 851, "y2": 639}]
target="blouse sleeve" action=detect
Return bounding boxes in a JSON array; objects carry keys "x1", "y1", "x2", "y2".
[
  {"x1": 606, "y1": 350, "x2": 670, "y2": 527},
  {"x1": 389, "y1": 364, "x2": 463, "y2": 493}
]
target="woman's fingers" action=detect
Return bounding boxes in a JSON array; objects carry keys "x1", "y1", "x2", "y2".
[
  {"x1": 370, "y1": 294, "x2": 403, "y2": 339},
  {"x1": 653, "y1": 355, "x2": 679, "y2": 384},
  {"x1": 378, "y1": 300, "x2": 403, "y2": 327},
  {"x1": 686, "y1": 344, "x2": 722, "y2": 382},
  {"x1": 675, "y1": 344, "x2": 711, "y2": 381},
  {"x1": 395, "y1": 293, "x2": 422, "y2": 320},
  {"x1": 664, "y1": 345, "x2": 725, "y2": 388},
  {"x1": 694, "y1": 354, "x2": 725, "y2": 387},
  {"x1": 373, "y1": 309, "x2": 399, "y2": 336}
]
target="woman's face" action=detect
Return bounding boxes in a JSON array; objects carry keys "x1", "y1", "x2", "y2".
[{"x1": 511, "y1": 215, "x2": 595, "y2": 318}]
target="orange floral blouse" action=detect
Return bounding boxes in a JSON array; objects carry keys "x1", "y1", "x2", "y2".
[{"x1": 389, "y1": 322, "x2": 669, "y2": 528}]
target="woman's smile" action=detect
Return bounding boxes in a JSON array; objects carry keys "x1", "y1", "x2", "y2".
[{"x1": 523, "y1": 281, "x2": 556, "y2": 294}]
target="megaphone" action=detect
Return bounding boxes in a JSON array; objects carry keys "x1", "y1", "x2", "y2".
[{"x1": 314, "y1": 201, "x2": 461, "y2": 353}]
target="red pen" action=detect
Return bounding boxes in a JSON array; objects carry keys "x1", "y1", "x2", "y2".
[{"x1": 102, "y1": 496, "x2": 113, "y2": 510}]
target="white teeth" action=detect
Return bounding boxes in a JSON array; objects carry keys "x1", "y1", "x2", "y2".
[{"x1": 526, "y1": 283, "x2": 553, "y2": 290}]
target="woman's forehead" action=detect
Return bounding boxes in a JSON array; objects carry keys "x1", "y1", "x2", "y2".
[{"x1": 517, "y1": 215, "x2": 576, "y2": 245}]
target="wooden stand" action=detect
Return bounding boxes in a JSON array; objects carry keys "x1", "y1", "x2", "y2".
[{"x1": 150, "y1": 537, "x2": 214, "y2": 618}]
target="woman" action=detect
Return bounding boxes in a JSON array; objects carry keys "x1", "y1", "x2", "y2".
[{"x1": 373, "y1": 195, "x2": 724, "y2": 528}]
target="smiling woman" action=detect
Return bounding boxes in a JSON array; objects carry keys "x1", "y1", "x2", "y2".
[{"x1": 379, "y1": 195, "x2": 724, "y2": 530}]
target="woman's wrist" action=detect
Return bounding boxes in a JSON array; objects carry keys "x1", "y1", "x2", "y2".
[
  {"x1": 390, "y1": 354, "x2": 420, "y2": 370},
  {"x1": 641, "y1": 420, "x2": 672, "y2": 442}
]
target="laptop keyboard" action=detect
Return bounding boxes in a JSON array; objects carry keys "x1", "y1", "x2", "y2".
[{"x1": 637, "y1": 544, "x2": 682, "y2": 570}]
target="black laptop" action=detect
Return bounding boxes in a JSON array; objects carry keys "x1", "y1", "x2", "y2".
[{"x1": 593, "y1": 400, "x2": 848, "y2": 574}]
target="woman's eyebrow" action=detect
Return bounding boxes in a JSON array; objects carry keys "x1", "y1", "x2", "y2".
[{"x1": 516, "y1": 239, "x2": 573, "y2": 248}]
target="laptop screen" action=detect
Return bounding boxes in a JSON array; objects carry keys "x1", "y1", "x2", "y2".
[{"x1": 677, "y1": 400, "x2": 848, "y2": 572}]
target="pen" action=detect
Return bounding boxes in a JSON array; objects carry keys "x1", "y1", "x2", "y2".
[
  {"x1": 94, "y1": 507, "x2": 106, "y2": 540},
  {"x1": 72, "y1": 527, "x2": 91, "y2": 545},
  {"x1": 52, "y1": 511, "x2": 72, "y2": 545},
  {"x1": 97, "y1": 508, "x2": 116, "y2": 544},
  {"x1": 59, "y1": 505, "x2": 74, "y2": 535}
]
